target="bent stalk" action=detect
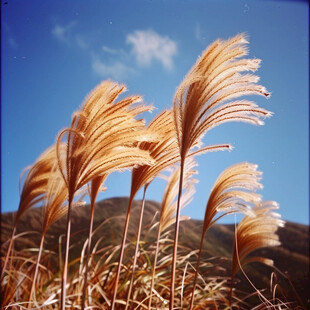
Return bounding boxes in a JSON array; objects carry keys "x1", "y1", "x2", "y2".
[
  {"x1": 1, "y1": 225, "x2": 16, "y2": 279},
  {"x1": 28, "y1": 233, "x2": 45, "y2": 307},
  {"x1": 189, "y1": 231, "x2": 205, "y2": 309}
]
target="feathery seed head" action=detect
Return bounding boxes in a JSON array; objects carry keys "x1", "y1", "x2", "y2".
[
  {"x1": 173, "y1": 33, "x2": 272, "y2": 159},
  {"x1": 232, "y1": 200, "x2": 284, "y2": 276},
  {"x1": 56, "y1": 80, "x2": 156, "y2": 196},
  {"x1": 16, "y1": 144, "x2": 60, "y2": 224},
  {"x1": 202, "y1": 162, "x2": 264, "y2": 234}
]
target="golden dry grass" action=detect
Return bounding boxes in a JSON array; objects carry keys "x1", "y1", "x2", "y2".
[{"x1": 1, "y1": 34, "x2": 302, "y2": 310}]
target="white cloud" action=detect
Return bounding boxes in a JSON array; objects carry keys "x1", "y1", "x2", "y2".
[
  {"x1": 51, "y1": 21, "x2": 89, "y2": 49},
  {"x1": 92, "y1": 57, "x2": 134, "y2": 81},
  {"x1": 126, "y1": 29, "x2": 177, "y2": 70},
  {"x1": 51, "y1": 21, "x2": 76, "y2": 45}
]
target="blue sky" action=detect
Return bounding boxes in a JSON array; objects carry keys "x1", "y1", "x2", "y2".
[{"x1": 1, "y1": 0, "x2": 309, "y2": 225}]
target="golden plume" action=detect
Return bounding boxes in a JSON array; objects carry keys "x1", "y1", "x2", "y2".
[
  {"x1": 149, "y1": 157, "x2": 198, "y2": 309},
  {"x1": 173, "y1": 33, "x2": 271, "y2": 158},
  {"x1": 56, "y1": 80, "x2": 156, "y2": 310},
  {"x1": 171, "y1": 33, "x2": 271, "y2": 309},
  {"x1": 189, "y1": 162, "x2": 263, "y2": 309},
  {"x1": 229, "y1": 201, "x2": 284, "y2": 306},
  {"x1": 1, "y1": 145, "x2": 58, "y2": 279},
  {"x1": 114, "y1": 109, "x2": 181, "y2": 309},
  {"x1": 232, "y1": 201, "x2": 284, "y2": 277}
]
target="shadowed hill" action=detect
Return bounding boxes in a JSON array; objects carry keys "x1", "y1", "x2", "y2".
[{"x1": 1, "y1": 197, "x2": 309, "y2": 307}]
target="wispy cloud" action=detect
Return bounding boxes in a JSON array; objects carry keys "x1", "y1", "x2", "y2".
[
  {"x1": 102, "y1": 45, "x2": 120, "y2": 55},
  {"x1": 92, "y1": 57, "x2": 135, "y2": 81},
  {"x1": 51, "y1": 20, "x2": 133, "y2": 80},
  {"x1": 51, "y1": 23, "x2": 176, "y2": 79},
  {"x1": 8, "y1": 37, "x2": 18, "y2": 49},
  {"x1": 126, "y1": 29, "x2": 177, "y2": 70},
  {"x1": 195, "y1": 23, "x2": 202, "y2": 41},
  {"x1": 75, "y1": 34, "x2": 88, "y2": 49},
  {"x1": 51, "y1": 21, "x2": 77, "y2": 45},
  {"x1": 3, "y1": 22, "x2": 18, "y2": 49},
  {"x1": 51, "y1": 21, "x2": 89, "y2": 49},
  {"x1": 195, "y1": 23, "x2": 207, "y2": 43}
]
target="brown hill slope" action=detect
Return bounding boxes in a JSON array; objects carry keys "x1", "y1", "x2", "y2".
[{"x1": 1, "y1": 197, "x2": 309, "y2": 307}]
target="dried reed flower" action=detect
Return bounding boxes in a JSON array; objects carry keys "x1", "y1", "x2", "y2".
[
  {"x1": 232, "y1": 201, "x2": 285, "y2": 277},
  {"x1": 130, "y1": 109, "x2": 180, "y2": 197},
  {"x1": 203, "y1": 162, "x2": 262, "y2": 233},
  {"x1": 230, "y1": 201, "x2": 284, "y2": 307},
  {"x1": 171, "y1": 33, "x2": 271, "y2": 309},
  {"x1": 173, "y1": 33, "x2": 271, "y2": 158},
  {"x1": 159, "y1": 158, "x2": 198, "y2": 234},
  {"x1": 114, "y1": 109, "x2": 181, "y2": 309},
  {"x1": 1, "y1": 145, "x2": 58, "y2": 279},
  {"x1": 29, "y1": 149, "x2": 71, "y2": 305},
  {"x1": 149, "y1": 157, "x2": 198, "y2": 309},
  {"x1": 190, "y1": 162, "x2": 263, "y2": 309},
  {"x1": 56, "y1": 80, "x2": 155, "y2": 310}
]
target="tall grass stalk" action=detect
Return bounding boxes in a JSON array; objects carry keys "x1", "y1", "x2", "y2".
[
  {"x1": 28, "y1": 233, "x2": 45, "y2": 306},
  {"x1": 171, "y1": 33, "x2": 271, "y2": 308},
  {"x1": 1, "y1": 226, "x2": 16, "y2": 280},
  {"x1": 81, "y1": 199, "x2": 96, "y2": 310},
  {"x1": 229, "y1": 202, "x2": 284, "y2": 308},
  {"x1": 56, "y1": 81, "x2": 155, "y2": 309},
  {"x1": 29, "y1": 154, "x2": 68, "y2": 308},
  {"x1": 148, "y1": 217, "x2": 162, "y2": 310},
  {"x1": 169, "y1": 157, "x2": 185, "y2": 309},
  {"x1": 2, "y1": 34, "x2": 293, "y2": 310},
  {"x1": 110, "y1": 196, "x2": 135, "y2": 310},
  {"x1": 60, "y1": 193, "x2": 74, "y2": 310},
  {"x1": 125, "y1": 185, "x2": 148, "y2": 310},
  {"x1": 151, "y1": 158, "x2": 197, "y2": 309},
  {"x1": 2, "y1": 146, "x2": 57, "y2": 280},
  {"x1": 111, "y1": 110, "x2": 180, "y2": 309},
  {"x1": 81, "y1": 175, "x2": 106, "y2": 310},
  {"x1": 189, "y1": 162, "x2": 263, "y2": 309}
]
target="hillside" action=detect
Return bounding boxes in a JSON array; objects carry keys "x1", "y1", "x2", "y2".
[{"x1": 1, "y1": 197, "x2": 309, "y2": 307}]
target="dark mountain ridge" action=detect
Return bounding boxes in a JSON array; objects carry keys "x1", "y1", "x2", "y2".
[{"x1": 1, "y1": 197, "x2": 309, "y2": 307}]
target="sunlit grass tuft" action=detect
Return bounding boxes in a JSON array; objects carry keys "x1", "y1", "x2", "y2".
[{"x1": 1, "y1": 34, "x2": 305, "y2": 310}]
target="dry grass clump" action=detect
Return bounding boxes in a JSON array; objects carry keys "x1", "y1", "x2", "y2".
[
  {"x1": 2, "y1": 33, "x2": 303, "y2": 310},
  {"x1": 1, "y1": 145, "x2": 59, "y2": 280}
]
